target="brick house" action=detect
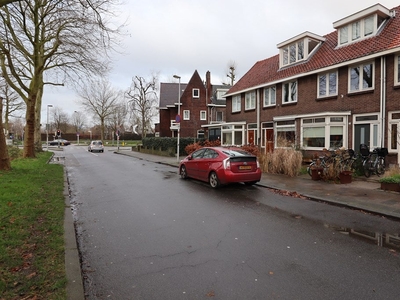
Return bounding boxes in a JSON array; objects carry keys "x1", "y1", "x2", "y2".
[
  {"x1": 157, "y1": 70, "x2": 230, "y2": 140},
  {"x1": 220, "y1": 3, "x2": 400, "y2": 165}
]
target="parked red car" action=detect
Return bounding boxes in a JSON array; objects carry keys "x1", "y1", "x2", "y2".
[{"x1": 179, "y1": 146, "x2": 262, "y2": 188}]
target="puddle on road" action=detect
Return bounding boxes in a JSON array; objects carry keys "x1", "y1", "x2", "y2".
[
  {"x1": 50, "y1": 156, "x2": 65, "y2": 164},
  {"x1": 325, "y1": 224, "x2": 400, "y2": 250}
]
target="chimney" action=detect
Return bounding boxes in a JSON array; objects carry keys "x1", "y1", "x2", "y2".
[{"x1": 206, "y1": 71, "x2": 211, "y2": 103}]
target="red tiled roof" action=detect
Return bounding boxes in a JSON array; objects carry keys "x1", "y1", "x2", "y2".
[{"x1": 227, "y1": 5, "x2": 400, "y2": 95}]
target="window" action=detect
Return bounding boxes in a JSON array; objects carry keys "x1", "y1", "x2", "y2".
[
  {"x1": 276, "y1": 120, "x2": 295, "y2": 148},
  {"x1": 336, "y1": 12, "x2": 389, "y2": 46},
  {"x1": 349, "y1": 62, "x2": 373, "y2": 92},
  {"x1": 192, "y1": 89, "x2": 199, "y2": 98},
  {"x1": 221, "y1": 124, "x2": 244, "y2": 146},
  {"x1": 216, "y1": 89, "x2": 228, "y2": 100},
  {"x1": 197, "y1": 130, "x2": 205, "y2": 140},
  {"x1": 395, "y1": 54, "x2": 400, "y2": 85},
  {"x1": 183, "y1": 110, "x2": 190, "y2": 120},
  {"x1": 200, "y1": 110, "x2": 206, "y2": 121},
  {"x1": 352, "y1": 21, "x2": 360, "y2": 41},
  {"x1": 282, "y1": 40, "x2": 305, "y2": 66},
  {"x1": 216, "y1": 111, "x2": 223, "y2": 122},
  {"x1": 264, "y1": 86, "x2": 276, "y2": 106},
  {"x1": 282, "y1": 81, "x2": 297, "y2": 103},
  {"x1": 340, "y1": 26, "x2": 348, "y2": 44},
  {"x1": 302, "y1": 116, "x2": 346, "y2": 149},
  {"x1": 245, "y1": 91, "x2": 256, "y2": 110},
  {"x1": 388, "y1": 111, "x2": 400, "y2": 152},
  {"x1": 318, "y1": 71, "x2": 337, "y2": 97},
  {"x1": 232, "y1": 95, "x2": 241, "y2": 112}
]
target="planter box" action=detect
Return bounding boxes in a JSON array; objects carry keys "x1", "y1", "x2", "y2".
[
  {"x1": 380, "y1": 182, "x2": 400, "y2": 193},
  {"x1": 339, "y1": 171, "x2": 352, "y2": 184},
  {"x1": 311, "y1": 168, "x2": 323, "y2": 181}
]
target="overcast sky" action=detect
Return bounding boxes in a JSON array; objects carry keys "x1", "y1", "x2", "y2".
[{"x1": 42, "y1": 0, "x2": 400, "y2": 124}]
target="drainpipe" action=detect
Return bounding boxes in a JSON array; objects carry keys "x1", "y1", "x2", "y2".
[
  {"x1": 380, "y1": 56, "x2": 386, "y2": 148},
  {"x1": 257, "y1": 89, "x2": 260, "y2": 146}
]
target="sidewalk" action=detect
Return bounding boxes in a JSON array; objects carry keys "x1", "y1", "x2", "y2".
[{"x1": 114, "y1": 149, "x2": 400, "y2": 220}]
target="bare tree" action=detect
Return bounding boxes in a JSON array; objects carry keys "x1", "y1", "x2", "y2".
[
  {"x1": 107, "y1": 102, "x2": 128, "y2": 139},
  {"x1": 0, "y1": 79, "x2": 25, "y2": 134},
  {"x1": 126, "y1": 74, "x2": 159, "y2": 138},
  {"x1": 71, "y1": 111, "x2": 86, "y2": 135},
  {"x1": 78, "y1": 77, "x2": 122, "y2": 141},
  {"x1": 51, "y1": 107, "x2": 69, "y2": 137},
  {"x1": 0, "y1": 97, "x2": 11, "y2": 170},
  {"x1": 225, "y1": 61, "x2": 237, "y2": 86},
  {"x1": 0, "y1": 0, "x2": 122, "y2": 159}
]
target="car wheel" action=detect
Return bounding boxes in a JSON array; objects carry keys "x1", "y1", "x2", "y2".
[
  {"x1": 209, "y1": 172, "x2": 220, "y2": 188},
  {"x1": 180, "y1": 165, "x2": 188, "y2": 179}
]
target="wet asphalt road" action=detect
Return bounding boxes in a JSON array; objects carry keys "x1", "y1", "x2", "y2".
[{"x1": 64, "y1": 146, "x2": 400, "y2": 300}]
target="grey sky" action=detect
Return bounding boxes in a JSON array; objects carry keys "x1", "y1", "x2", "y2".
[{"x1": 42, "y1": 0, "x2": 400, "y2": 124}]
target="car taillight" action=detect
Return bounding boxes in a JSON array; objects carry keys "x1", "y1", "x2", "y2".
[
  {"x1": 257, "y1": 160, "x2": 260, "y2": 169},
  {"x1": 223, "y1": 158, "x2": 231, "y2": 170}
]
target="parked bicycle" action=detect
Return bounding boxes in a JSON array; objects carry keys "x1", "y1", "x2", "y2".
[
  {"x1": 359, "y1": 144, "x2": 388, "y2": 177},
  {"x1": 307, "y1": 148, "x2": 356, "y2": 177}
]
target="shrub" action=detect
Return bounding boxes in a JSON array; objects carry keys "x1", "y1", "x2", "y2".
[
  {"x1": 259, "y1": 147, "x2": 302, "y2": 177},
  {"x1": 7, "y1": 145, "x2": 23, "y2": 160},
  {"x1": 379, "y1": 166, "x2": 400, "y2": 183}
]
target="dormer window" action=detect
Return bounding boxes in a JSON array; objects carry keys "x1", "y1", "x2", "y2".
[
  {"x1": 334, "y1": 4, "x2": 390, "y2": 46},
  {"x1": 278, "y1": 32, "x2": 325, "y2": 68}
]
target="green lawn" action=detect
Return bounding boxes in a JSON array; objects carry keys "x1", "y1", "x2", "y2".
[{"x1": 0, "y1": 152, "x2": 66, "y2": 299}]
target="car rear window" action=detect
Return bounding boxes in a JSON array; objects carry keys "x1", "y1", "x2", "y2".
[{"x1": 222, "y1": 149, "x2": 253, "y2": 157}]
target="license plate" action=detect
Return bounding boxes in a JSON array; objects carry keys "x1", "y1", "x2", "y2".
[{"x1": 239, "y1": 165, "x2": 252, "y2": 170}]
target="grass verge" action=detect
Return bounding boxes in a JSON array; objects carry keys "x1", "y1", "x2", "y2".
[{"x1": 0, "y1": 152, "x2": 66, "y2": 299}]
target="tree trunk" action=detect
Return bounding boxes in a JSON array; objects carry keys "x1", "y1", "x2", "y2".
[
  {"x1": 0, "y1": 99, "x2": 11, "y2": 170},
  {"x1": 34, "y1": 87, "x2": 43, "y2": 151},
  {"x1": 23, "y1": 96, "x2": 36, "y2": 158}
]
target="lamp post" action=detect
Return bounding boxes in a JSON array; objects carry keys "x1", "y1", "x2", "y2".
[
  {"x1": 74, "y1": 111, "x2": 80, "y2": 145},
  {"x1": 173, "y1": 75, "x2": 181, "y2": 162},
  {"x1": 88, "y1": 130, "x2": 92, "y2": 141},
  {"x1": 46, "y1": 104, "x2": 53, "y2": 151}
]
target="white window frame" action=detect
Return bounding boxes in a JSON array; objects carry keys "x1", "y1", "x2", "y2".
[
  {"x1": 216, "y1": 111, "x2": 223, "y2": 122},
  {"x1": 301, "y1": 116, "x2": 346, "y2": 150},
  {"x1": 232, "y1": 95, "x2": 241, "y2": 112},
  {"x1": 394, "y1": 53, "x2": 400, "y2": 86},
  {"x1": 263, "y1": 86, "x2": 276, "y2": 107},
  {"x1": 318, "y1": 71, "x2": 338, "y2": 98},
  {"x1": 275, "y1": 120, "x2": 296, "y2": 148},
  {"x1": 221, "y1": 124, "x2": 245, "y2": 146},
  {"x1": 245, "y1": 91, "x2": 256, "y2": 110},
  {"x1": 200, "y1": 110, "x2": 206, "y2": 121},
  {"x1": 192, "y1": 88, "x2": 199, "y2": 98},
  {"x1": 183, "y1": 110, "x2": 190, "y2": 120},
  {"x1": 338, "y1": 14, "x2": 387, "y2": 46},
  {"x1": 388, "y1": 111, "x2": 400, "y2": 153},
  {"x1": 353, "y1": 113, "x2": 380, "y2": 149},
  {"x1": 282, "y1": 81, "x2": 297, "y2": 104},
  {"x1": 348, "y1": 61, "x2": 374, "y2": 93}
]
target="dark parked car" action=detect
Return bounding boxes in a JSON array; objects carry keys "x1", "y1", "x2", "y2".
[
  {"x1": 179, "y1": 146, "x2": 262, "y2": 188},
  {"x1": 88, "y1": 140, "x2": 104, "y2": 152},
  {"x1": 49, "y1": 139, "x2": 70, "y2": 146}
]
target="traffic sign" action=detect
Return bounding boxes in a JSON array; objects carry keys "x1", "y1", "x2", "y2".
[{"x1": 175, "y1": 115, "x2": 181, "y2": 123}]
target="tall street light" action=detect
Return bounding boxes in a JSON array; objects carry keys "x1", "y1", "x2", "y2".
[
  {"x1": 46, "y1": 104, "x2": 53, "y2": 151},
  {"x1": 173, "y1": 75, "x2": 181, "y2": 162}
]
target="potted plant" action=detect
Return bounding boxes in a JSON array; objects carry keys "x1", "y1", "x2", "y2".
[
  {"x1": 379, "y1": 174, "x2": 400, "y2": 192},
  {"x1": 310, "y1": 158, "x2": 324, "y2": 181}
]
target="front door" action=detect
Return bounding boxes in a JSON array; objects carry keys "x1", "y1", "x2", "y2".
[
  {"x1": 248, "y1": 130, "x2": 255, "y2": 145},
  {"x1": 354, "y1": 124, "x2": 370, "y2": 152}
]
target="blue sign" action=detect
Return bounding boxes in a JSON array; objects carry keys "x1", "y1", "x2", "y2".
[{"x1": 175, "y1": 115, "x2": 181, "y2": 123}]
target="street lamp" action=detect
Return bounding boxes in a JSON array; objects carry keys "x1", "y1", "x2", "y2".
[
  {"x1": 46, "y1": 104, "x2": 53, "y2": 151},
  {"x1": 173, "y1": 75, "x2": 181, "y2": 162},
  {"x1": 88, "y1": 130, "x2": 92, "y2": 141},
  {"x1": 74, "y1": 111, "x2": 80, "y2": 145}
]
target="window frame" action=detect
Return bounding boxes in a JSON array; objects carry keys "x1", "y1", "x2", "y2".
[
  {"x1": 232, "y1": 95, "x2": 241, "y2": 113},
  {"x1": 348, "y1": 61, "x2": 374, "y2": 93},
  {"x1": 282, "y1": 80, "x2": 298, "y2": 104},
  {"x1": 263, "y1": 86, "x2": 276, "y2": 107},
  {"x1": 200, "y1": 110, "x2": 206, "y2": 121},
  {"x1": 183, "y1": 110, "x2": 190, "y2": 120},
  {"x1": 245, "y1": 91, "x2": 256, "y2": 110},
  {"x1": 394, "y1": 53, "x2": 400, "y2": 86},
  {"x1": 192, "y1": 88, "x2": 200, "y2": 98},
  {"x1": 317, "y1": 70, "x2": 338, "y2": 98},
  {"x1": 388, "y1": 111, "x2": 400, "y2": 153}
]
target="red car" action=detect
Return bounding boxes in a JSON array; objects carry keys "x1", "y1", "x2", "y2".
[{"x1": 179, "y1": 146, "x2": 262, "y2": 188}]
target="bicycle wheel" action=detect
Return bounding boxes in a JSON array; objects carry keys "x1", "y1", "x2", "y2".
[
  {"x1": 376, "y1": 157, "x2": 385, "y2": 176},
  {"x1": 307, "y1": 162, "x2": 314, "y2": 176},
  {"x1": 363, "y1": 161, "x2": 371, "y2": 178}
]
